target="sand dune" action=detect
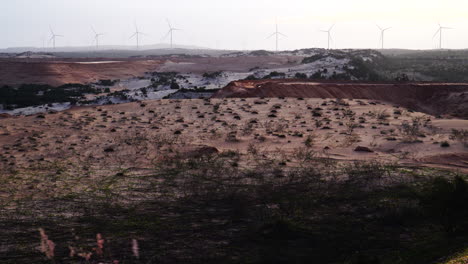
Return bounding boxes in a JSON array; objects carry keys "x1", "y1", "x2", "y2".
[{"x1": 213, "y1": 80, "x2": 468, "y2": 118}]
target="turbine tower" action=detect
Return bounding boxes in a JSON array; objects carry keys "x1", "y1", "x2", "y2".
[
  {"x1": 433, "y1": 23, "x2": 452, "y2": 49},
  {"x1": 320, "y1": 24, "x2": 335, "y2": 50},
  {"x1": 163, "y1": 19, "x2": 181, "y2": 49},
  {"x1": 130, "y1": 22, "x2": 146, "y2": 49},
  {"x1": 267, "y1": 21, "x2": 286, "y2": 52},
  {"x1": 92, "y1": 27, "x2": 104, "y2": 49},
  {"x1": 49, "y1": 26, "x2": 63, "y2": 49},
  {"x1": 377, "y1": 25, "x2": 391, "y2": 50}
]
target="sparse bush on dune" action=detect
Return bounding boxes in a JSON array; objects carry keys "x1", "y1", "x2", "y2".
[
  {"x1": 399, "y1": 117, "x2": 426, "y2": 143},
  {"x1": 441, "y1": 141, "x2": 451, "y2": 147},
  {"x1": 451, "y1": 129, "x2": 468, "y2": 147},
  {"x1": 294, "y1": 72, "x2": 307, "y2": 79},
  {"x1": 202, "y1": 71, "x2": 223, "y2": 79}
]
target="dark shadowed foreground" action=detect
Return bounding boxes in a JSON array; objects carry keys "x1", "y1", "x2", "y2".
[{"x1": 1, "y1": 146, "x2": 467, "y2": 263}]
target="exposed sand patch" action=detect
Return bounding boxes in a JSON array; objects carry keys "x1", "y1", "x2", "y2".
[{"x1": 1, "y1": 98, "x2": 466, "y2": 173}]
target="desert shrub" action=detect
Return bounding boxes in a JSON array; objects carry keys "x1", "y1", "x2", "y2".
[
  {"x1": 302, "y1": 54, "x2": 327, "y2": 64},
  {"x1": 375, "y1": 110, "x2": 390, "y2": 120},
  {"x1": 244, "y1": 75, "x2": 258, "y2": 80},
  {"x1": 310, "y1": 70, "x2": 325, "y2": 79},
  {"x1": 440, "y1": 141, "x2": 450, "y2": 148},
  {"x1": 170, "y1": 81, "x2": 180, "y2": 90},
  {"x1": 346, "y1": 57, "x2": 382, "y2": 81},
  {"x1": 203, "y1": 71, "x2": 223, "y2": 79},
  {"x1": 304, "y1": 134, "x2": 315, "y2": 148},
  {"x1": 346, "y1": 121, "x2": 359, "y2": 135},
  {"x1": 263, "y1": 71, "x2": 286, "y2": 79},
  {"x1": 294, "y1": 72, "x2": 308, "y2": 79},
  {"x1": 249, "y1": 50, "x2": 273, "y2": 56},
  {"x1": 97, "y1": 79, "x2": 117, "y2": 86},
  {"x1": 399, "y1": 117, "x2": 425, "y2": 143},
  {"x1": 451, "y1": 129, "x2": 468, "y2": 147},
  {"x1": 0, "y1": 83, "x2": 100, "y2": 109},
  {"x1": 225, "y1": 131, "x2": 239, "y2": 142},
  {"x1": 395, "y1": 73, "x2": 410, "y2": 82}
]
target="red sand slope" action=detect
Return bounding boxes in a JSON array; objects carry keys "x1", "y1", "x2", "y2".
[{"x1": 213, "y1": 80, "x2": 468, "y2": 118}]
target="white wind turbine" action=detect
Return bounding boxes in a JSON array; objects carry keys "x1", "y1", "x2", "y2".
[
  {"x1": 433, "y1": 23, "x2": 452, "y2": 49},
  {"x1": 129, "y1": 22, "x2": 147, "y2": 49},
  {"x1": 320, "y1": 24, "x2": 335, "y2": 50},
  {"x1": 377, "y1": 25, "x2": 391, "y2": 50},
  {"x1": 49, "y1": 26, "x2": 63, "y2": 49},
  {"x1": 267, "y1": 20, "x2": 286, "y2": 52},
  {"x1": 92, "y1": 26, "x2": 104, "y2": 49},
  {"x1": 163, "y1": 19, "x2": 181, "y2": 49}
]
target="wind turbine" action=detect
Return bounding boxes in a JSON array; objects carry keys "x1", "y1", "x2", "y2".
[
  {"x1": 49, "y1": 26, "x2": 63, "y2": 49},
  {"x1": 163, "y1": 19, "x2": 181, "y2": 49},
  {"x1": 377, "y1": 25, "x2": 391, "y2": 50},
  {"x1": 267, "y1": 20, "x2": 286, "y2": 52},
  {"x1": 433, "y1": 23, "x2": 452, "y2": 49},
  {"x1": 129, "y1": 22, "x2": 146, "y2": 49},
  {"x1": 92, "y1": 27, "x2": 104, "y2": 49},
  {"x1": 320, "y1": 24, "x2": 335, "y2": 50}
]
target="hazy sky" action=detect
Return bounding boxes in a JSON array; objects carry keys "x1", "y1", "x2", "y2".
[{"x1": 2, "y1": 0, "x2": 468, "y2": 50}]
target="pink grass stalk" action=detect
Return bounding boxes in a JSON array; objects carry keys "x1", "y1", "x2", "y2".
[
  {"x1": 38, "y1": 228, "x2": 55, "y2": 259},
  {"x1": 132, "y1": 239, "x2": 140, "y2": 259},
  {"x1": 95, "y1": 233, "x2": 105, "y2": 256}
]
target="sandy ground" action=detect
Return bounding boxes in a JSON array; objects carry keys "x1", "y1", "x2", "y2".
[
  {"x1": 0, "y1": 59, "x2": 164, "y2": 86},
  {"x1": 213, "y1": 80, "x2": 468, "y2": 118},
  {"x1": 0, "y1": 56, "x2": 302, "y2": 87},
  {"x1": 157, "y1": 55, "x2": 302, "y2": 73},
  {"x1": 1, "y1": 98, "x2": 467, "y2": 174}
]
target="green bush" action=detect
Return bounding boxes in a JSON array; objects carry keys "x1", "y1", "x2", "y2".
[
  {"x1": 294, "y1": 72, "x2": 308, "y2": 79},
  {"x1": 0, "y1": 83, "x2": 100, "y2": 109}
]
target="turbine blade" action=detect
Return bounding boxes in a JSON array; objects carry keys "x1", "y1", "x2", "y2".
[
  {"x1": 432, "y1": 29, "x2": 440, "y2": 39},
  {"x1": 134, "y1": 21, "x2": 139, "y2": 32},
  {"x1": 278, "y1": 32, "x2": 287, "y2": 37},
  {"x1": 161, "y1": 30, "x2": 171, "y2": 40},
  {"x1": 329, "y1": 24, "x2": 335, "y2": 31},
  {"x1": 376, "y1": 24, "x2": 382, "y2": 31},
  {"x1": 92, "y1": 26, "x2": 97, "y2": 35},
  {"x1": 166, "y1": 18, "x2": 172, "y2": 29},
  {"x1": 129, "y1": 32, "x2": 137, "y2": 39},
  {"x1": 266, "y1": 32, "x2": 276, "y2": 39}
]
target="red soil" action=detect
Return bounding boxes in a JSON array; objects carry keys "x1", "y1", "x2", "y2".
[
  {"x1": 0, "y1": 59, "x2": 164, "y2": 86},
  {"x1": 213, "y1": 79, "x2": 468, "y2": 118}
]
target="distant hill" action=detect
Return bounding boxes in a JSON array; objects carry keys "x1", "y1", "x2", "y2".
[{"x1": 0, "y1": 43, "x2": 211, "y2": 53}]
